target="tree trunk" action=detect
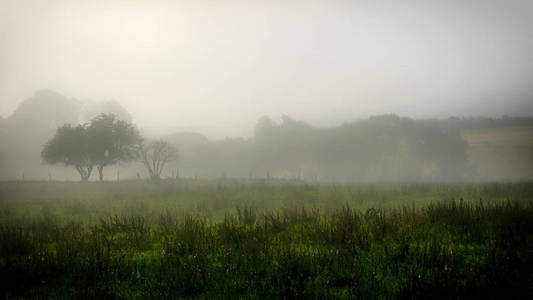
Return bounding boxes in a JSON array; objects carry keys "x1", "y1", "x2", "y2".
[
  {"x1": 142, "y1": 160, "x2": 156, "y2": 179},
  {"x1": 76, "y1": 165, "x2": 93, "y2": 182},
  {"x1": 98, "y1": 166, "x2": 104, "y2": 181},
  {"x1": 78, "y1": 170, "x2": 88, "y2": 181},
  {"x1": 76, "y1": 166, "x2": 86, "y2": 181},
  {"x1": 87, "y1": 165, "x2": 93, "y2": 181}
]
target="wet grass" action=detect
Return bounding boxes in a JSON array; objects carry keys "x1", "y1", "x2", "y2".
[{"x1": 0, "y1": 180, "x2": 532, "y2": 298}]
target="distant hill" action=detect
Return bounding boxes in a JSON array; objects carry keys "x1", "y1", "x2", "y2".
[{"x1": 7, "y1": 90, "x2": 80, "y2": 138}]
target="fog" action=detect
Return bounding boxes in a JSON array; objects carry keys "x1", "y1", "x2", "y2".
[
  {"x1": 1, "y1": 0, "x2": 533, "y2": 181},
  {"x1": 3, "y1": 3, "x2": 533, "y2": 296},
  {"x1": 2, "y1": 0, "x2": 533, "y2": 138}
]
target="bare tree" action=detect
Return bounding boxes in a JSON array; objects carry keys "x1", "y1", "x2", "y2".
[{"x1": 138, "y1": 139, "x2": 178, "y2": 179}]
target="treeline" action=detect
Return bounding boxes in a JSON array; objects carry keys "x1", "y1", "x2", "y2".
[
  {"x1": 2, "y1": 90, "x2": 531, "y2": 181},
  {"x1": 168, "y1": 115, "x2": 472, "y2": 181}
]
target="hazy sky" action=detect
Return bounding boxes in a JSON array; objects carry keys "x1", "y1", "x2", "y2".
[{"x1": 1, "y1": 0, "x2": 533, "y2": 137}]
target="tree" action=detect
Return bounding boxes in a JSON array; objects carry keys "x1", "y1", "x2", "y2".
[
  {"x1": 81, "y1": 100, "x2": 132, "y2": 124},
  {"x1": 87, "y1": 114, "x2": 141, "y2": 181},
  {"x1": 138, "y1": 139, "x2": 178, "y2": 179},
  {"x1": 42, "y1": 114, "x2": 140, "y2": 181},
  {"x1": 254, "y1": 115, "x2": 276, "y2": 140},
  {"x1": 42, "y1": 124, "x2": 93, "y2": 181}
]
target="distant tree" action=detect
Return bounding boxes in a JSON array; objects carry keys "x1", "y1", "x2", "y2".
[
  {"x1": 42, "y1": 124, "x2": 93, "y2": 181},
  {"x1": 81, "y1": 100, "x2": 132, "y2": 123},
  {"x1": 9, "y1": 90, "x2": 81, "y2": 135},
  {"x1": 137, "y1": 139, "x2": 178, "y2": 179},
  {"x1": 254, "y1": 115, "x2": 276, "y2": 139},
  {"x1": 87, "y1": 114, "x2": 141, "y2": 181}
]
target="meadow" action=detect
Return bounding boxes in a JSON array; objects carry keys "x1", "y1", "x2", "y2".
[
  {"x1": 0, "y1": 180, "x2": 532, "y2": 298},
  {"x1": 462, "y1": 126, "x2": 533, "y2": 181}
]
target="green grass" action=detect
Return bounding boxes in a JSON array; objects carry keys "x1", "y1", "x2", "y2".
[{"x1": 1, "y1": 180, "x2": 532, "y2": 298}]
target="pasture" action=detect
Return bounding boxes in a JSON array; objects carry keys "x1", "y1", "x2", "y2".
[{"x1": 0, "y1": 180, "x2": 532, "y2": 298}]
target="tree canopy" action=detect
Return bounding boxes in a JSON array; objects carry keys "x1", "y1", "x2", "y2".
[
  {"x1": 42, "y1": 124, "x2": 93, "y2": 181},
  {"x1": 42, "y1": 114, "x2": 140, "y2": 181},
  {"x1": 87, "y1": 114, "x2": 141, "y2": 181}
]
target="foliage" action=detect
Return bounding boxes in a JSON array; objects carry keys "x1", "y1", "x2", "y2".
[
  {"x1": 41, "y1": 114, "x2": 140, "y2": 181},
  {"x1": 167, "y1": 114, "x2": 475, "y2": 181},
  {"x1": 41, "y1": 124, "x2": 93, "y2": 181},
  {"x1": 81, "y1": 100, "x2": 132, "y2": 124},
  {"x1": 0, "y1": 91, "x2": 139, "y2": 180},
  {"x1": 87, "y1": 114, "x2": 141, "y2": 181}
]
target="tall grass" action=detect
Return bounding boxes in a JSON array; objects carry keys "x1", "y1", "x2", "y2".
[{"x1": 0, "y1": 181, "x2": 532, "y2": 298}]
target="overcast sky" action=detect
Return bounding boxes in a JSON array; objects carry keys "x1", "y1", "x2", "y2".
[{"x1": 1, "y1": 0, "x2": 533, "y2": 137}]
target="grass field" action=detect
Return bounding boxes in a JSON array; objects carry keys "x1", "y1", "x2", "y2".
[
  {"x1": 1, "y1": 180, "x2": 532, "y2": 298},
  {"x1": 462, "y1": 127, "x2": 533, "y2": 180}
]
